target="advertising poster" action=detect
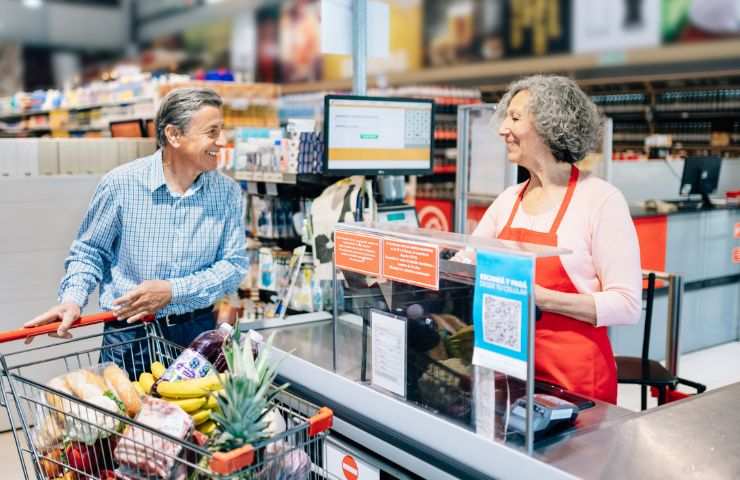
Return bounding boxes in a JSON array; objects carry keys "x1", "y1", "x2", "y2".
[
  {"x1": 472, "y1": 250, "x2": 534, "y2": 380},
  {"x1": 280, "y1": 0, "x2": 323, "y2": 83},
  {"x1": 503, "y1": 0, "x2": 572, "y2": 57},
  {"x1": 256, "y1": 5, "x2": 282, "y2": 82},
  {"x1": 572, "y1": 0, "x2": 660, "y2": 54},
  {"x1": 322, "y1": 0, "x2": 423, "y2": 80},
  {"x1": 662, "y1": 0, "x2": 740, "y2": 43},
  {"x1": 424, "y1": 0, "x2": 504, "y2": 67}
]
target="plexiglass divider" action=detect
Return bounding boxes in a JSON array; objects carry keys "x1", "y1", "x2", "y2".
[{"x1": 332, "y1": 222, "x2": 569, "y2": 455}]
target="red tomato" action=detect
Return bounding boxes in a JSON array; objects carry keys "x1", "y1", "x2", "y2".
[{"x1": 65, "y1": 443, "x2": 92, "y2": 474}]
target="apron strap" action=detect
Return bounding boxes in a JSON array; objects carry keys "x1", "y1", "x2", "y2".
[
  {"x1": 501, "y1": 178, "x2": 530, "y2": 231},
  {"x1": 500, "y1": 166, "x2": 580, "y2": 235},
  {"x1": 548, "y1": 165, "x2": 580, "y2": 235}
]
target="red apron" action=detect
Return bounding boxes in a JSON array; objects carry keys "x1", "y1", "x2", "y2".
[{"x1": 497, "y1": 166, "x2": 617, "y2": 403}]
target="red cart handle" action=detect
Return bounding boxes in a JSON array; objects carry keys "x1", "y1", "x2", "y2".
[{"x1": 0, "y1": 312, "x2": 154, "y2": 343}]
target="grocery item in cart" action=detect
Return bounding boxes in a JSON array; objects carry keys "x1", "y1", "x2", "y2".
[
  {"x1": 155, "y1": 322, "x2": 233, "y2": 385},
  {"x1": 37, "y1": 365, "x2": 130, "y2": 446},
  {"x1": 103, "y1": 364, "x2": 143, "y2": 417},
  {"x1": 257, "y1": 440, "x2": 312, "y2": 480},
  {"x1": 114, "y1": 396, "x2": 193, "y2": 479}
]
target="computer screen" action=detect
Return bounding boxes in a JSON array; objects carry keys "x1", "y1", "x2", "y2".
[
  {"x1": 324, "y1": 95, "x2": 434, "y2": 176},
  {"x1": 110, "y1": 120, "x2": 145, "y2": 138},
  {"x1": 680, "y1": 156, "x2": 722, "y2": 198}
]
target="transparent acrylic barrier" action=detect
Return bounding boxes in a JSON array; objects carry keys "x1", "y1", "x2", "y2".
[{"x1": 327, "y1": 223, "x2": 568, "y2": 452}]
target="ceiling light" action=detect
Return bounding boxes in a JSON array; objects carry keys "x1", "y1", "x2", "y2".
[{"x1": 22, "y1": 0, "x2": 43, "y2": 9}]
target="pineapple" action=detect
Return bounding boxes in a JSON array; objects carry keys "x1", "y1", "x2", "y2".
[{"x1": 209, "y1": 329, "x2": 288, "y2": 453}]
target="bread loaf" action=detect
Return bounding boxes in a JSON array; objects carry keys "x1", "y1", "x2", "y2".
[{"x1": 103, "y1": 364, "x2": 142, "y2": 417}]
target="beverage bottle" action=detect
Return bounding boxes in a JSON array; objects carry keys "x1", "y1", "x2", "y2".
[{"x1": 155, "y1": 323, "x2": 234, "y2": 388}]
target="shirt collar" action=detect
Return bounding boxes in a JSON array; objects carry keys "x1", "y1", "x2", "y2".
[
  {"x1": 147, "y1": 149, "x2": 167, "y2": 193},
  {"x1": 148, "y1": 149, "x2": 212, "y2": 196}
]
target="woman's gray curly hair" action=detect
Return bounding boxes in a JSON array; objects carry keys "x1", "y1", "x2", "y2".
[{"x1": 496, "y1": 75, "x2": 602, "y2": 164}]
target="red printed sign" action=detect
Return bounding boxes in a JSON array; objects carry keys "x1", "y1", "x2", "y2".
[
  {"x1": 382, "y1": 238, "x2": 439, "y2": 290},
  {"x1": 342, "y1": 455, "x2": 359, "y2": 480},
  {"x1": 467, "y1": 204, "x2": 489, "y2": 234},
  {"x1": 734, "y1": 247, "x2": 740, "y2": 264},
  {"x1": 415, "y1": 198, "x2": 453, "y2": 232},
  {"x1": 335, "y1": 230, "x2": 382, "y2": 277}
]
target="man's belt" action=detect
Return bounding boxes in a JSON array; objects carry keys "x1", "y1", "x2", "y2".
[{"x1": 163, "y1": 306, "x2": 214, "y2": 327}]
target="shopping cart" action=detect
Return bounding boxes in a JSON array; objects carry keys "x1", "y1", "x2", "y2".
[{"x1": 0, "y1": 312, "x2": 335, "y2": 479}]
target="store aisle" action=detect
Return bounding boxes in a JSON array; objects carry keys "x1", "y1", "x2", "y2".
[{"x1": 2, "y1": 342, "x2": 739, "y2": 478}]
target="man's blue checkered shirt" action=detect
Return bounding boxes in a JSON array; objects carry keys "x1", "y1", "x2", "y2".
[{"x1": 59, "y1": 150, "x2": 248, "y2": 317}]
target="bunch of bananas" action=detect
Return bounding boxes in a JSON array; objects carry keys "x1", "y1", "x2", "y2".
[{"x1": 132, "y1": 362, "x2": 223, "y2": 435}]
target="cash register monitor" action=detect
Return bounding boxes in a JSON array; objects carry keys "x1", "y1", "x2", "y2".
[
  {"x1": 679, "y1": 156, "x2": 721, "y2": 208},
  {"x1": 324, "y1": 95, "x2": 434, "y2": 176}
]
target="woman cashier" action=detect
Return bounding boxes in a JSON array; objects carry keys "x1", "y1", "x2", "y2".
[{"x1": 473, "y1": 75, "x2": 642, "y2": 403}]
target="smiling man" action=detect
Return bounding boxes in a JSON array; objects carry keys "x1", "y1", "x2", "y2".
[{"x1": 25, "y1": 87, "x2": 248, "y2": 377}]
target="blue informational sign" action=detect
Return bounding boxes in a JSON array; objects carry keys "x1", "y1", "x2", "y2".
[{"x1": 472, "y1": 250, "x2": 534, "y2": 380}]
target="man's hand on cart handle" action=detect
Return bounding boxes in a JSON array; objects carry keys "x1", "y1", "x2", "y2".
[
  {"x1": 112, "y1": 280, "x2": 172, "y2": 323},
  {"x1": 23, "y1": 302, "x2": 81, "y2": 344}
]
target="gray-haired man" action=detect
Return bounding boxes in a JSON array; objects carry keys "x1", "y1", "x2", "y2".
[{"x1": 25, "y1": 87, "x2": 247, "y2": 377}]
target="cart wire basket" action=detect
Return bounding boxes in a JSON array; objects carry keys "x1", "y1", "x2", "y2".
[{"x1": 0, "y1": 312, "x2": 335, "y2": 480}]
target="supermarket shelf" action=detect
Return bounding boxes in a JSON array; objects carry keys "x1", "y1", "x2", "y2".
[
  {"x1": 281, "y1": 39, "x2": 740, "y2": 94},
  {"x1": 0, "y1": 96, "x2": 154, "y2": 120},
  {"x1": 231, "y1": 171, "x2": 329, "y2": 185},
  {"x1": 654, "y1": 110, "x2": 740, "y2": 120},
  {"x1": 233, "y1": 171, "x2": 298, "y2": 184}
]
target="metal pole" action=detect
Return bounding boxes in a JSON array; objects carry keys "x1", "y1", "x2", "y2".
[
  {"x1": 665, "y1": 274, "x2": 683, "y2": 376},
  {"x1": 526, "y1": 258, "x2": 535, "y2": 455},
  {"x1": 332, "y1": 255, "x2": 338, "y2": 372},
  {"x1": 454, "y1": 106, "x2": 470, "y2": 233},
  {"x1": 352, "y1": 0, "x2": 368, "y2": 95}
]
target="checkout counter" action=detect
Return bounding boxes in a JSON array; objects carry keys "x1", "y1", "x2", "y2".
[{"x1": 244, "y1": 223, "x2": 740, "y2": 479}]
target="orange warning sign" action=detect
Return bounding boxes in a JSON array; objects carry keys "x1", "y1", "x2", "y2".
[
  {"x1": 735, "y1": 222, "x2": 740, "y2": 239},
  {"x1": 734, "y1": 247, "x2": 740, "y2": 264},
  {"x1": 342, "y1": 455, "x2": 359, "y2": 480},
  {"x1": 335, "y1": 230, "x2": 382, "y2": 277},
  {"x1": 382, "y1": 239, "x2": 439, "y2": 290}
]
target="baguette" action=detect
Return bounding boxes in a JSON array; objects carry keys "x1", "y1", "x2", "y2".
[
  {"x1": 46, "y1": 377, "x2": 74, "y2": 418},
  {"x1": 103, "y1": 364, "x2": 142, "y2": 417},
  {"x1": 65, "y1": 371, "x2": 104, "y2": 401}
]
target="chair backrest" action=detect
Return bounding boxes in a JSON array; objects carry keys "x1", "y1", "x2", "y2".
[{"x1": 641, "y1": 272, "x2": 657, "y2": 364}]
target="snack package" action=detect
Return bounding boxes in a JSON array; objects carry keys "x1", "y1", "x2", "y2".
[{"x1": 114, "y1": 397, "x2": 193, "y2": 479}]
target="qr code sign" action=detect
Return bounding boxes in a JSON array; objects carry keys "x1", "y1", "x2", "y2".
[{"x1": 482, "y1": 293, "x2": 522, "y2": 351}]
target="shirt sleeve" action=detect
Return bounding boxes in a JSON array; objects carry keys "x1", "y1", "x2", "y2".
[
  {"x1": 169, "y1": 185, "x2": 248, "y2": 309},
  {"x1": 58, "y1": 178, "x2": 120, "y2": 309},
  {"x1": 590, "y1": 191, "x2": 642, "y2": 327}
]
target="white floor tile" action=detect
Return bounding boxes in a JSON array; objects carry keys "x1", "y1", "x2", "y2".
[{"x1": 618, "y1": 341, "x2": 740, "y2": 412}]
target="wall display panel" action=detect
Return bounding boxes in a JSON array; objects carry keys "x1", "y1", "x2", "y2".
[
  {"x1": 280, "y1": 0, "x2": 323, "y2": 83},
  {"x1": 503, "y1": 0, "x2": 572, "y2": 57},
  {"x1": 662, "y1": 0, "x2": 740, "y2": 43},
  {"x1": 322, "y1": 0, "x2": 424, "y2": 81},
  {"x1": 572, "y1": 0, "x2": 660, "y2": 53},
  {"x1": 256, "y1": 4, "x2": 282, "y2": 83}
]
